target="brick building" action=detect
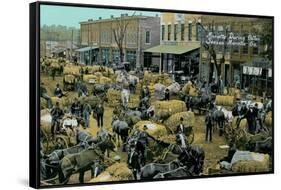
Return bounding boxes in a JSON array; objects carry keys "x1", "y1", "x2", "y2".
[{"x1": 78, "y1": 14, "x2": 160, "y2": 69}]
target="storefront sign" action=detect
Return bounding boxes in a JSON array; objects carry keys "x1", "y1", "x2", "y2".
[
  {"x1": 205, "y1": 32, "x2": 260, "y2": 47},
  {"x1": 243, "y1": 66, "x2": 262, "y2": 76},
  {"x1": 268, "y1": 68, "x2": 272, "y2": 78}
]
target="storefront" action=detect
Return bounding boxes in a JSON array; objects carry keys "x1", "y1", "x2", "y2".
[
  {"x1": 144, "y1": 43, "x2": 200, "y2": 82},
  {"x1": 76, "y1": 46, "x2": 98, "y2": 65},
  {"x1": 241, "y1": 60, "x2": 272, "y2": 96}
]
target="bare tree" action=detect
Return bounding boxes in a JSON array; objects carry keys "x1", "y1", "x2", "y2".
[
  {"x1": 200, "y1": 21, "x2": 228, "y2": 83},
  {"x1": 112, "y1": 12, "x2": 136, "y2": 64}
]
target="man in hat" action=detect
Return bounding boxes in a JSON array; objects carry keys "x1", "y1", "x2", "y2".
[
  {"x1": 71, "y1": 98, "x2": 82, "y2": 118},
  {"x1": 94, "y1": 103, "x2": 104, "y2": 128},
  {"x1": 236, "y1": 102, "x2": 248, "y2": 128},
  {"x1": 205, "y1": 111, "x2": 213, "y2": 142},
  {"x1": 50, "y1": 101, "x2": 64, "y2": 136},
  {"x1": 138, "y1": 125, "x2": 150, "y2": 166},
  {"x1": 82, "y1": 100, "x2": 92, "y2": 129},
  {"x1": 54, "y1": 83, "x2": 66, "y2": 98},
  {"x1": 164, "y1": 88, "x2": 170, "y2": 101},
  {"x1": 176, "y1": 117, "x2": 185, "y2": 134}
]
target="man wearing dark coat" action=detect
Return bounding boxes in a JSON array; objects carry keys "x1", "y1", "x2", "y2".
[
  {"x1": 164, "y1": 88, "x2": 170, "y2": 100},
  {"x1": 176, "y1": 117, "x2": 185, "y2": 134},
  {"x1": 141, "y1": 86, "x2": 150, "y2": 99},
  {"x1": 82, "y1": 102, "x2": 92, "y2": 129},
  {"x1": 70, "y1": 98, "x2": 82, "y2": 118},
  {"x1": 50, "y1": 102, "x2": 64, "y2": 136},
  {"x1": 54, "y1": 83, "x2": 66, "y2": 98},
  {"x1": 205, "y1": 111, "x2": 213, "y2": 142},
  {"x1": 94, "y1": 103, "x2": 104, "y2": 128},
  {"x1": 137, "y1": 125, "x2": 150, "y2": 166}
]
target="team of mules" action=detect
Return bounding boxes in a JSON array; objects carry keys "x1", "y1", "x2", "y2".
[{"x1": 41, "y1": 129, "x2": 116, "y2": 184}]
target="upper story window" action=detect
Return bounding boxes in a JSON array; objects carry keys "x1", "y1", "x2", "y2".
[
  {"x1": 174, "y1": 24, "x2": 178, "y2": 41},
  {"x1": 161, "y1": 25, "x2": 165, "y2": 41},
  {"x1": 188, "y1": 22, "x2": 192, "y2": 41},
  {"x1": 196, "y1": 22, "x2": 201, "y2": 41},
  {"x1": 181, "y1": 23, "x2": 185, "y2": 41},
  {"x1": 145, "y1": 30, "x2": 151, "y2": 44},
  {"x1": 168, "y1": 24, "x2": 171, "y2": 41}
]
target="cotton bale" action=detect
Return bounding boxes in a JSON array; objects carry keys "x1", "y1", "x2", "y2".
[
  {"x1": 63, "y1": 74, "x2": 76, "y2": 83},
  {"x1": 98, "y1": 76, "x2": 112, "y2": 84},
  {"x1": 128, "y1": 94, "x2": 140, "y2": 109},
  {"x1": 63, "y1": 65, "x2": 81, "y2": 76},
  {"x1": 152, "y1": 100, "x2": 187, "y2": 119},
  {"x1": 133, "y1": 120, "x2": 168, "y2": 139},
  {"x1": 40, "y1": 98, "x2": 48, "y2": 109},
  {"x1": 106, "y1": 89, "x2": 121, "y2": 107},
  {"x1": 83, "y1": 74, "x2": 97, "y2": 83},
  {"x1": 265, "y1": 111, "x2": 272, "y2": 127},
  {"x1": 232, "y1": 153, "x2": 270, "y2": 173},
  {"x1": 215, "y1": 95, "x2": 235, "y2": 106},
  {"x1": 154, "y1": 83, "x2": 166, "y2": 100},
  {"x1": 50, "y1": 96, "x2": 72, "y2": 107},
  {"x1": 89, "y1": 162, "x2": 134, "y2": 182},
  {"x1": 164, "y1": 111, "x2": 195, "y2": 133}
]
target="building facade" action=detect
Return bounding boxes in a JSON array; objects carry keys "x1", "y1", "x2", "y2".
[
  {"x1": 145, "y1": 13, "x2": 202, "y2": 81},
  {"x1": 199, "y1": 15, "x2": 272, "y2": 95},
  {"x1": 78, "y1": 14, "x2": 160, "y2": 69}
]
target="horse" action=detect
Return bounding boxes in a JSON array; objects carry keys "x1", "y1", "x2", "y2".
[
  {"x1": 59, "y1": 141, "x2": 112, "y2": 184},
  {"x1": 246, "y1": 136, "x2": 273, "y2": 155},
  {"x1": 157, "y1": 140, "x2": 205, "y2": 175},
  {"x1": 112, "y1": 116, "x2": 130, "y2": 151},
  {"x1": 211, "y1": 108, "x2": 226, "y2": 136},
  {"x1": 92, "y1": 84, "x2": 110, "y2": 97},
  {"x1": 153, "y1": 166, "x2": 192, "y2": 179},
  {"x1": 40, "y1": 144, "x2": 89, "y2": 183},
  {"x1": 186, "y1": 93, "x2": 212, "y2": 114},
  {"x1": 216, "y1": 105, "x2": 233, "y2": 122},
  {"x1": 127, "y1": 146, "x2": 141, "y2": 180},
  {"x1": 140, "y1": 160, "x2": 181, "y2": 179},
  {"x1": 76, "y1": 130, "x2": 99, "y2": 145}
]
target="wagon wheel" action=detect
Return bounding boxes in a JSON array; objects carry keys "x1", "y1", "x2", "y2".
[
  {"x1": 40, "y1": 129, "x2": 50, "y2": 153},
  {"x1": 54, "y1": 135, "x2": 69, "y2": 149}
]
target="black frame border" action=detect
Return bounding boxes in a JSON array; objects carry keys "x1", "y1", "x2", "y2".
[{"x1": 29, "y1": 1, "x2": 274, "y2": 189}]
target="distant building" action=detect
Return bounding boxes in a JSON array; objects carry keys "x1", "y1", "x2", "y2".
[
  {"x1": 145, "y1": 13, "x2": 202, "y2": 81},
  {"x1": 78, "y1": 14, "x2": 160, "y2": 68}
]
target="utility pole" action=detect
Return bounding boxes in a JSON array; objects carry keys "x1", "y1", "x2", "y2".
[{"x1": 71, "y1": 29, "x2": 73, "y2": 61}]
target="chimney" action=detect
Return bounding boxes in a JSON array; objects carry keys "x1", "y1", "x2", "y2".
[{"x1": 111, "y1": 15, "x2": 114, "y2": 19}]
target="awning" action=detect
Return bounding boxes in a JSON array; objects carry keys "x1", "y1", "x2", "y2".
[
  {"x1": 144, "y1": 44, "x2": 200, "y2": 55},
  {"x1": 76, "y1": 46, "x2": 98, "y2": 52}
]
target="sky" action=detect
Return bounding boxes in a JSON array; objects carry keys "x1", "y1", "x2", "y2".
[{"x1": 40, "y1": 5, "x2": 161, "y2": 28}]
